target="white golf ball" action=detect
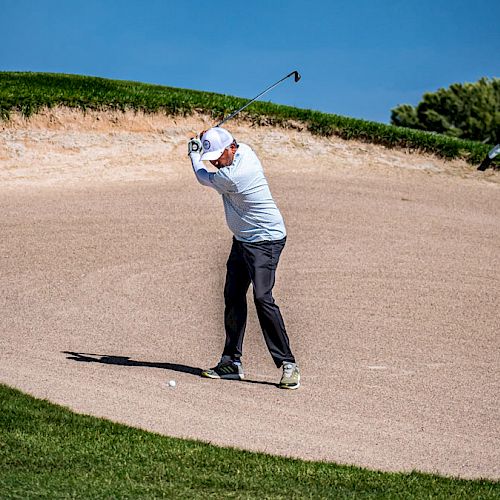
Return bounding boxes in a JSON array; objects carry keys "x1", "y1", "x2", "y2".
[{"x1": 168, "y1": 380, "x2": 176, "y2": 388}]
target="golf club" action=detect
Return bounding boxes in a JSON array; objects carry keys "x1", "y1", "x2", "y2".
[
  {"x1": 216, "y1": 70, "x2": 301, "y2": 127},
  {"x1": 477, "y1": 143, "x2": 500, "y2": 171}
]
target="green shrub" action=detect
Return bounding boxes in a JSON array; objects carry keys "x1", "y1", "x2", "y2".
[{"x1": 391, "y1": 77, "x2": 500, "y2": 144}]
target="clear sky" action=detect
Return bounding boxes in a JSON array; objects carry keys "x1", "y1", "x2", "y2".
[{"x1": 2, "y1": 0, "x2": 499, "y2": 123}]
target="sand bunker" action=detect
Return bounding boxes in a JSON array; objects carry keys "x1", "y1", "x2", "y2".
[{"x1": 1, "y1": 108, "x2": 499, "y2": 479}]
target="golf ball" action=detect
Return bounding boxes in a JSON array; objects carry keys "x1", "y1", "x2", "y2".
[{"x1": 168, "y1": 380, "x2": 176, "y2": 388}]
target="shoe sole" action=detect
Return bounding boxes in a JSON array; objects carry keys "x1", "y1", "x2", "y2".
[
  {"x1": 279, "y1": 382, "x2": 300, "y2": 389},
  {"x1": 201, "y1": 371, "x2": 244, "y2": 380}
]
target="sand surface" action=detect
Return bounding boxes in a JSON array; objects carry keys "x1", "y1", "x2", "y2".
[{"x1": 1, "y1": 108, "x2": 499, "y2": 479}]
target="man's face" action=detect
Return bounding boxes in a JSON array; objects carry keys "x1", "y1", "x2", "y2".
[{"x1": 210, "y1": 144, "x2": 237, "y2": 168}]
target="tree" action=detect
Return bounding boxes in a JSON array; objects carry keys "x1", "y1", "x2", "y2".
[{"x1": 391, "y1": 78, "x2": 500, "y2": 144}]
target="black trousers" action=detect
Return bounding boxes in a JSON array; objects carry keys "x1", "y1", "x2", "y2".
[{"x1": 223, "y1": 237, "x2": 295, "y2": 368}]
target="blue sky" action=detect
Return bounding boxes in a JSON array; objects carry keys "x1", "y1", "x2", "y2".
[{"x1": 2, "y1": 0, "x2": 499, "y2": 123}]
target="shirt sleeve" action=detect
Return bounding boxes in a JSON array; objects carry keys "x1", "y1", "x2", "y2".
[
  {"x1": 190, "y1": 153, "x2": 216, "y2": 188},
  {"x1": 210, "y1": 168, "x2": 237, "y2": 194},
  {"x1": 189, "y1": 154, "x2": 237, "y2": 193}
]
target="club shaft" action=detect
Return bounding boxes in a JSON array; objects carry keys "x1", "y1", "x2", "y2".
[{"x1": 217, "y1": 72, "x2": 298, "y2": 127}]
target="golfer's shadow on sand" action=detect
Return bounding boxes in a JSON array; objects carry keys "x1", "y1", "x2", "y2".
[{"x1": 63, "y1": 352, "x2": 277, "y2": 387}]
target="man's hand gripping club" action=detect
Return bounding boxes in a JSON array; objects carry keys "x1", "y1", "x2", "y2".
[{"x1": 188, "y1": 137, "x2": 203, "y2": 158}]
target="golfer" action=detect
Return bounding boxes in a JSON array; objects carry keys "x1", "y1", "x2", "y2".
[{"x1": 187, "y1": 127, "x2": 300, "y2": 389}]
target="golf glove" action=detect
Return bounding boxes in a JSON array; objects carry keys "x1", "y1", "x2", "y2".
[{"x1": 188, "y1": 138, "x2": 203, "y2": 158}]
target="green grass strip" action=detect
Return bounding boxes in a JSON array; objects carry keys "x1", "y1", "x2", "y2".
[
  {"x1": 0, "y1": 384, "x2": 498, "y2": 499},
  {"x1": 0, "y1": 72, "x2": 492, "y2": 165}
]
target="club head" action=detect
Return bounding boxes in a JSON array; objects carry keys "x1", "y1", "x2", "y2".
[{"x1": 286, "y1": 70, "x2": 301, "y2": 83}]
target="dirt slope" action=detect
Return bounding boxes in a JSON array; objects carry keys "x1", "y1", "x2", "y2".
[{"x1": 1, "y1": 108, "x2": 499, "y2": 479}]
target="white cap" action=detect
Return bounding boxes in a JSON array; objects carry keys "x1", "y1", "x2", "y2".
[{"x1": 200, "y1": 127, "x2": 234, "y2": 161}]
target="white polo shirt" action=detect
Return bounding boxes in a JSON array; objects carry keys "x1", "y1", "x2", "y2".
[{"x1": 194, "y1": 143, "x2": 286, "y2": 243}]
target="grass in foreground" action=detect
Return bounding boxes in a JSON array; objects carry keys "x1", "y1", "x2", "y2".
[
  {"x1": 0, "y1": 385, "x2": 498, "y2": 499},
  {"x1": 0, "y1": 71, "x2": 493, "y2": 165}
]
